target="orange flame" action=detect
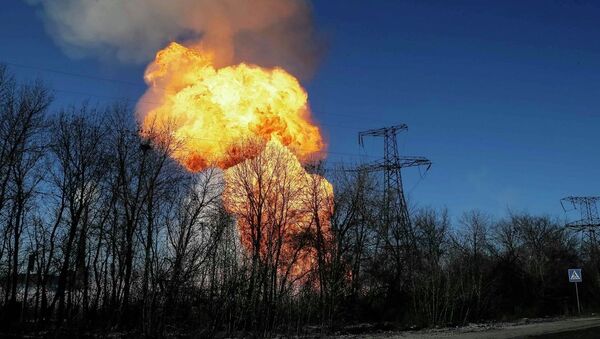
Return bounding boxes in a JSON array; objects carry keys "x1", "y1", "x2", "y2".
[
  {"x1": 223, "y1": 139, "x2": 333, "y2": 281},
  {"x1": 138, "y1": 42, "x2": 333, "y2": 283},
  {"x1": 138, "y1": 42, "x2": 324, "y2": 172}
]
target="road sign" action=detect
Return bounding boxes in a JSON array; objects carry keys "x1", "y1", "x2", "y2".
[
  {"x1": 568, "y1": 269, "x2": 582, "y2": 283},
  {"x1": 568, "y1": 268, "x2": 582, "y2": 314}
]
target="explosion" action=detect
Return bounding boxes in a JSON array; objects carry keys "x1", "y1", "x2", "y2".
[
  {"x1": 138, "y1": 42, "x2": 333, "y2": 282},
  {"x1": 223, "y1": 139, "x2": 333, "y2": 280},
  {"x1": 138, "y1": 42, "x2": 324, "y2": 172}
]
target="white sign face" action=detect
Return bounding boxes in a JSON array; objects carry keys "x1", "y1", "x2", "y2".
[{"x1": 568, "y1": 268, "x2": 582, "y2": 283}]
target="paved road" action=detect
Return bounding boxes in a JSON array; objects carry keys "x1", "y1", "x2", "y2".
[{"x1": 333, "y1": 316, "x2": 600, "y2": 339}]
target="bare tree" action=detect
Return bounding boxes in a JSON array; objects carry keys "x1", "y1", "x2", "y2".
[
  {"x1": 0, "y1": 66, "x2": 51, "y2": 322},
  {"x1": 47, "y1": 106, "x2": 110, "y2": 322},
  {"x1": 162, "y1": 168, "x2": 223, "y2": 328},
  {"x1": 450, "y1": 210, "x2": 493, "y2": 323},
  {"x1": 411, "y1": 208, "x2": 451, "y2": 325}
]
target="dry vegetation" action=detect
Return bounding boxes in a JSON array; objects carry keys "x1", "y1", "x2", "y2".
[{"x1": 0, "y1": 65, "x2": 598, "y2": 337}]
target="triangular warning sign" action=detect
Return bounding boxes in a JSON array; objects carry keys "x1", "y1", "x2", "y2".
[{"x1": 570, "y1": 271, "x2": 581, "y2": 280}]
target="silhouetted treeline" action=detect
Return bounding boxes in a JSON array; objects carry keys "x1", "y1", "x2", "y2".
[{"x1": 1, "y1": 65, "x2": 598, "y2": 337}]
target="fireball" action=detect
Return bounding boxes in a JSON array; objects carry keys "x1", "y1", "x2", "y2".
[
  {"x1": 138, "y1": 42, "x2": 324, "y2": 171},
  {"x1": 138, "y1": 42, "x2": 333, "y2": 283}
]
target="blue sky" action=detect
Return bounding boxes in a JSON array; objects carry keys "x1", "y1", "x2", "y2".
[{"x1": 2, "y1": 0, "x2": 599, "y2": 220}]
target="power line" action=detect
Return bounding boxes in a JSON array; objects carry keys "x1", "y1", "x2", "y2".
[
  {"x1": 3, "y1": 59, "x2": 396, "y2": 124},
  {"x1": 129, "y1": 127, "x2": 380, "y2": 160},
  {"x1": 4, "y1": 60, "x2": 400, "y2": 159},
  {"x1": 3, "y1": 61, "x2": 144, "y2": 87},
  {"x1": 49, "y1": 88, "x2": 378, "y2": 132}
]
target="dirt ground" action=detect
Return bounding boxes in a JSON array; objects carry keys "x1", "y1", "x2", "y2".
[{"x1": 329, "y1": 316, "x2": 600, "y2": 338}]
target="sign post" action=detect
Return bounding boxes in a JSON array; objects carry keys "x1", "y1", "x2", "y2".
[{"x1": 568, "y1": 268, "x2": 582, "y2": 314}]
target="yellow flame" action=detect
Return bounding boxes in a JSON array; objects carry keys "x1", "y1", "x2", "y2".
[
  {"x1": 139, "y1": 42, "x2": 325, "y2": 171},
  {"x1": 138, "y1": 42, "x2": 333, "y2": 283}
]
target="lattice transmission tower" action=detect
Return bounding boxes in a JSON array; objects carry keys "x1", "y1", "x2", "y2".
[
  {"x1": 561, "y1": 196, "x2": 600, "y2": 232},
  {"x1": 357, "y1": 124, "x2": 431, "y2": 230}
]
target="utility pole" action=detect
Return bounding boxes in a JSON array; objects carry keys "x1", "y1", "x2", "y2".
[
  {"x1": 561, "y1": 196, "x2": 600, "y2": 241},
  {"x1": 357, "y1": 124, "x2": 431, "y2": 248},
  {"x1": 561, "y1": 196, "x2": 600, "y2": 257},
  {"x1": 561, "y1": 196, "x2": 600, "y2": 315}
]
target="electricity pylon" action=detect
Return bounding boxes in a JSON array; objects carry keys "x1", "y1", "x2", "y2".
[
  {"x1": 357, "y1": 124, "x2": 431, "y2": 231},
  {"x1": 561, "y1": 196, "x2": 600, "y2": 232}
]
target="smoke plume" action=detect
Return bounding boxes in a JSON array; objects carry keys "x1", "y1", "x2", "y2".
[{"x1": 26, "y1": 0, "x2": 321, "y2": 76}]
